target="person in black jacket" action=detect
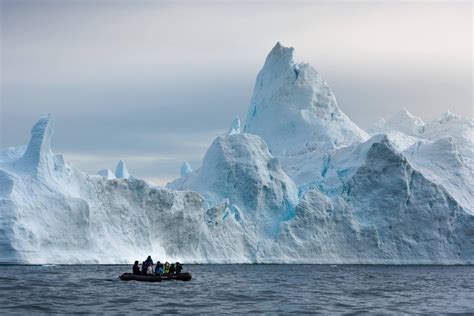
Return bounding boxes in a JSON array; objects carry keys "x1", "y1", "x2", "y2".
[
  {"x1": 169, "y1": 263, "x2": 176, "y2": 274},
  {"x1": 132, "y1": 261, "x2": 141, "y2": 275},
  {"x1": 141, "y1": 261, "x2": 147, "y2": 275},
  {"x1": 175, "y1": 262, "x2": 183, "y2": 274},
  {"x1": 145, "y1": 256, "x2": 153, "y2": 266}
]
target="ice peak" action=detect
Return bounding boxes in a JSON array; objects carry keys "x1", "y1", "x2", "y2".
[
  {"x1": 259, "y1": 42, "x2": 295, "y2": 81},
  {"x1": 115, "y1": 160, "x2": 130, "y2": 179},
  {"x1": 180, "y1": 162, "x2": 193, "y2": 177},
  {"x1": 244, "y1": 43, "x2": 368, "y2": 155},
  {"x1": 228, "y1": 117, "x2": 241, "y2": 136},
  {"x1": 266, "y1": 42, "x2": 294, "y2": 64},
  {"x1": 25, "y1": 115, "x2": 54, "y2": 157},
  {"x1": 15, "y1": 115, "x2": 55, "y2": 174}
]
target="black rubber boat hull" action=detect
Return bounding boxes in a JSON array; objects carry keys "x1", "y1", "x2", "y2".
[{"x1": 119, "y1": 273, "x2": 192, "y2": 282}]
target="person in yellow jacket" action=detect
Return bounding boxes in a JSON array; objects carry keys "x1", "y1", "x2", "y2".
[{"x1": 164, "y1": 262, "x2": 170, "y2": 274}]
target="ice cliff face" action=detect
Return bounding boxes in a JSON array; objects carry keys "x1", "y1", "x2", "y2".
[
  {"x1": 256, "y1": 135, "x2": 474, "y2": 264},
  {"x1": 1, "y1": 116, "x2": 298, "y2": 263},
  {"x1": 368, "y1": 110, "x2": 474, "y2": 213},
  {"x1": 0, "y1": 117, "x2": 197, "y2": 263},
  {"x1": 2, "y1": 43, "x2": 473, "y2": 264},
  {"x1": 0, "y1": 116, "x2": 253, "y2": 263}
]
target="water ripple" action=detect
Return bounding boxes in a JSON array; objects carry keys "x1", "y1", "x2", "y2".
[{"x1": 0, "y1": 265, "x2": 473, "y2": 314}]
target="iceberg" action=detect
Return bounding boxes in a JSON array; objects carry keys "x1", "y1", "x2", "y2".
[{"x1": 1, "y1": 43, "x2": 473, "y2": 264}]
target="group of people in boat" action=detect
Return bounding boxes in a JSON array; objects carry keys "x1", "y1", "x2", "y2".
[{"x1": 133, "y1": 256, "x2": 183, "y2": 276}]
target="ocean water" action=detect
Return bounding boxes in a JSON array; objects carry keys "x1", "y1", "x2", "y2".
[{"x1": 0, "y1": 264, "x2": 473, "y2": 314}]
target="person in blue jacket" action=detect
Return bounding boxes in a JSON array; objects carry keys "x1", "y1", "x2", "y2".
[{"x1": 155, "y1": 261, "x2": 164, "y2": 275}]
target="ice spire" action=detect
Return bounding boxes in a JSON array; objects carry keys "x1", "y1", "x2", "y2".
[
  {"x1": 263, "y1": 41, "x2": 295, "y2": 72},
  {"x1": 15, "y1": 115, "x2": 55, "y2": 175},
  {"x1": 115, "y1": 160, "x2": 130, "y2": 179},
  {"x1": 228, "y1": 117, "x2": 241, "y2": 136}
]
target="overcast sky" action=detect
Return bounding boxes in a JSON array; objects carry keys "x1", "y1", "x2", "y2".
[{"x1": 1, "y1": 0, "x2": 472, "y2": 184}]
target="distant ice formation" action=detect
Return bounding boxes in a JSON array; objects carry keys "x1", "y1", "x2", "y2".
[
  {"x1": 97, "y1": 169, "x2": 116, "y2": 180},
  {"x1": 367, "y1": 109, "x2": 425, "y2": 136},
  {"x1": 180, "y1": 162, "x2": 193, "y2": 177},
  {"x1": 228, "y1": 117, "x2": 241, "y2": 136},
  {"x1": 115, "y1": 160, "x2": 130, "y2": 179}
]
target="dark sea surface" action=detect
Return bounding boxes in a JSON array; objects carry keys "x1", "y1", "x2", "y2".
[{"x1": 0, "y1": 264, "x2": 473, "y2": 314}]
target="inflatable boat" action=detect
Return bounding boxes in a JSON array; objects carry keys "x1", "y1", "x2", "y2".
[{"x1": 119, "y1": 272, "x2": 192, "y2": 282}]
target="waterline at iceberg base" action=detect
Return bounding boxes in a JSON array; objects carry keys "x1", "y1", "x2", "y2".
[{"x1": 1, "y1": 43, "x2": 473, "y2": 264}]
